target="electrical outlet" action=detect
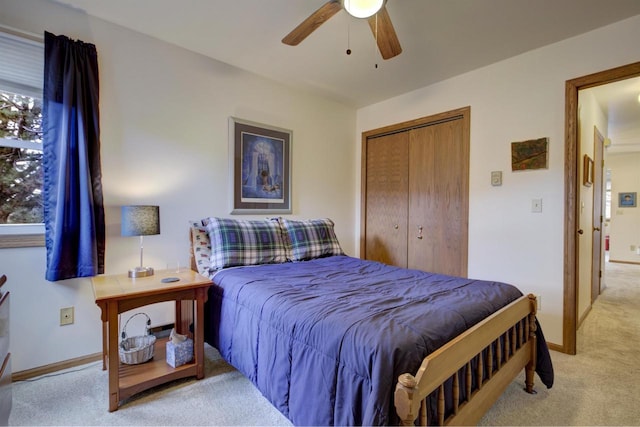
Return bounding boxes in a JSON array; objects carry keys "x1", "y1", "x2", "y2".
[{"x1": 60, "y1": 307, "x2": 74, "y2": 326}]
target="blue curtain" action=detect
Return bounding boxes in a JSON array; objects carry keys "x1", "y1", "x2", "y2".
[{"x1": 43, "y1": 32, "x2": 105, "y2": 281}]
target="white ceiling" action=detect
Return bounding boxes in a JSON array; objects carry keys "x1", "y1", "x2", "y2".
[
  {"x1": 52, "y1": 0, "x2": 640, "y2": 151},
  {"x1": 587, "y1": 78, "x2": 640, "y2": 154}
]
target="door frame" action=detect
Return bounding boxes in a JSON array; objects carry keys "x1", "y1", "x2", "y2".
[
  {"x1": 563, "y1": 61, "x2": 640, "y2": 355},
  {"x1": 590, "y1": 126, "x2": 604, "y2": 306}
]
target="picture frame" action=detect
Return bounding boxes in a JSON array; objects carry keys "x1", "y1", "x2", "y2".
[
  {"x1": 511, "y1": 137, "x2": 548, "y2": 171},
  {"x1": 618, "y1": 192, "x2": 637, "y2": 208},
  {"x1": 582, "y1": 154, "x2": 593, "y2": 187},
  {"x1": 229, "y1": 117, "x2": 292, "y2": 214}
]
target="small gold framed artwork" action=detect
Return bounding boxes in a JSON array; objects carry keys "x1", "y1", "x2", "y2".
[{"x1": 583, "y1": 154, "x2": 593, "y2": 187}]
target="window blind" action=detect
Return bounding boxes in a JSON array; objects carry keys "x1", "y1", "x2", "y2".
[{"x1": 0, "y1": 29, "x2": 43, "y2": 98}]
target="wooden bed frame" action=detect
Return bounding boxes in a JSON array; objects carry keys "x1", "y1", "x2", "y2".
[
  {"x1": 189, "y1": 241, "x2": 537, "y2": 426},
  {"x1": 394, "y1": 294, "x2": 538, "y2": 425}
]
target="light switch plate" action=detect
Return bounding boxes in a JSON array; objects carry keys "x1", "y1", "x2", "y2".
[
  {"x1": 491, "y1": 171, "x2": 502, "y2": 186},
  {"x1": 532, "y1": 198, "x2": 543, "y2": 213}
]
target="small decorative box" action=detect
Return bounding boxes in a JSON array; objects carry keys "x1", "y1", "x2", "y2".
[{"x1": 165, "y1": 337, "x2": 193, "y2": 368}]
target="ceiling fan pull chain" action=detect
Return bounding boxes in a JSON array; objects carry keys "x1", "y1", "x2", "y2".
[
  {"x1": 374, "y1": 12, "x2": 379, "y2": 68},
  {"x1": 346, "y1": 14, "x2": 352, "y2": 55}
]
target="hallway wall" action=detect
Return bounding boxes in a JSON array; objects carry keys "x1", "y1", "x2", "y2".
[
  {"x1": 607, "y1": 152, "x2": 640, "y2": 263},
  {"x1": 577, "y1": 90, "x2": 608, "y2": 322}
]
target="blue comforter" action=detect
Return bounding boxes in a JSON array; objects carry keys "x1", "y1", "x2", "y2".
[{"x1": 205, "y1": 255, "x2": 553, "y2": 426}]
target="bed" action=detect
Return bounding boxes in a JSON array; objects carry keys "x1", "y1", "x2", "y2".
[{"x1": 189, "y1": 217, "x2": 553, "y2": 426}]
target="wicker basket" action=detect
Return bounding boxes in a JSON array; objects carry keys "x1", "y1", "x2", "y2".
[{"x1": 119, "y1": 313, "x2": 156, "y2": 365}]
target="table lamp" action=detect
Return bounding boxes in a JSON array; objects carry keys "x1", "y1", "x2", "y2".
[{"x1": 121, "y1": 205, "x2": 160, "y2": 278}]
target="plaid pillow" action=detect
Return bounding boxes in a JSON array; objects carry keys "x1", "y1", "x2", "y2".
[
  {"x1": 203, "y1": 217, "x2": 288, "y2": 271},
  {"x1": 189, "y1": 220, "x2": 212, "y2": 277},
  {"x1": 268, "y1": 216, "x2": 293, "y2": 261},
  {"x1": 281, "y1": 218, "x2": 344, "y2": 261}
]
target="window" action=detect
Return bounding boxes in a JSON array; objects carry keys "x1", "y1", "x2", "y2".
[
  {"x1": 1, "y1": 91, "x2": 43, "y2": 224},
  {"x1": 0, "y1": 29, "x2": 44, "y2": 246}
]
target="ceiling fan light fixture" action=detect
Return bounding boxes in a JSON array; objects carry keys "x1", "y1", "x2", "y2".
[{"x1": 343, "y1": 0, "x2": 385, "y2": 19}]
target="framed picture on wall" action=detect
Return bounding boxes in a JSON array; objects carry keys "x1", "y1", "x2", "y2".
[
  {"x1": 619, "y1": 192, "x2": 637, "y2": 208},
  {"x1": 582, "y1": 154, "x2": 593, "y2": 187},
  {"x1": 229, "y1": 117, "x2": 292, "y2": 214},
  {"x1": 511, "y1": 137, "x2": 548, "y2": 171}
]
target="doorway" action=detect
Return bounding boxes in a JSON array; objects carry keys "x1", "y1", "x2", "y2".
[{"x1": 564, "y1": 61, "x2": 640, "y2": 355}]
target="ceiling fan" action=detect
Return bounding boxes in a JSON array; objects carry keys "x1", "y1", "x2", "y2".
[{"x1": 282, "y1": 0, "x2": 402, "y2": 60}]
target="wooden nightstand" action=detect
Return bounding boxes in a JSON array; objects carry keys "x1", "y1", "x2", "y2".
[{"x1": 91, "y1": 269, "x2": 212, "y2": 412}]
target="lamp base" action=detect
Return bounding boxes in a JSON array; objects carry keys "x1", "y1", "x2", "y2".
[{"x1": 128, "y1": 266, "x2": 154, "y2": 278}]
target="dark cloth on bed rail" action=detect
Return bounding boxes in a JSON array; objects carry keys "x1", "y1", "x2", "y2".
[
  {"x1": 205, "y1": 255, "x2": 554, "y2": 426},
  {"x1": 535, "y1": 319, "x2": 554, "y2": 388}
]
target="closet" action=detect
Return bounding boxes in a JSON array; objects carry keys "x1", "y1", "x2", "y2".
[{"x1": 360, "y1": 107, "x2": 470, "y2": 277}]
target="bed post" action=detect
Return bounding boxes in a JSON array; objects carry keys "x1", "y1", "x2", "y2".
[
  {"x1": 395, "y1": 373, "x2": 421, "y2": 426},
  {"x1": 525, "y1": 294, "x2": 538, "y2": 394}
]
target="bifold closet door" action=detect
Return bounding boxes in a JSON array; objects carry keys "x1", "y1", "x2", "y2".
[
  {"x1": 407, "y1": 118, "x2": 468, "y2": 276},
  {"x1": 364, "y1": 131, "x2": 409, "y2": 267}
]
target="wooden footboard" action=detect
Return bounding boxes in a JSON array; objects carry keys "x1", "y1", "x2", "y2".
[{"x1": 394, "y1": 294, "x2": 537, "y2": 426}]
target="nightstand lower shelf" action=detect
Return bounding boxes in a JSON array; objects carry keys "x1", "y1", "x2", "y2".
[{"x1": 118, "y1": 337, "x2": 197, "y2": 403}]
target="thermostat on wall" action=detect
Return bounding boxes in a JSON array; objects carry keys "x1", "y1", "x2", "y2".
[{"x1": 491, "y1": 171, "x2": 502, "y2": 186}]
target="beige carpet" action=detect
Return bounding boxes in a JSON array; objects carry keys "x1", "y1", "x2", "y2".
[
  {"x1": 479, "y1": 260, "x2": 640, "y2": 426},
  {"x1": 10, "y1": 261, "x2": 640, "y2": 426}
]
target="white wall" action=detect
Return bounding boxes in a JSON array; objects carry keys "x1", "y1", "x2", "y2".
[
  {"x1": 0, "y1": 0, "x2": 357, "y2": 372},
  {"x1": 355, "y1": 15, "x2": 640, "y2": 346},
  {"x1": 608, "y1": 152, "x2": 640, "y2": 263}
]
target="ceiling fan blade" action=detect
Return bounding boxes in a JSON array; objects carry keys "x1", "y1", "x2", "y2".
[
  {"x1": 282, "y1": 0, "x2": 342, "y2": 46},
  {"x1": 367, "y1": 5, "x2": 402, "y2": 60}
]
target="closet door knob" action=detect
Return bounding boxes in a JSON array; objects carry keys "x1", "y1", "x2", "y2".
[
  {"x1": 577, "y1": 229, "x2": 584, "y2": 235},
  {"x1": 394, "y1": 224, "x2": 399, "y2": 229}
]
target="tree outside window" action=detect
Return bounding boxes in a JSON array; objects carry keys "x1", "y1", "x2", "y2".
[{"x1": 0, "y1": 90, "x2": 43, "y2": 224}]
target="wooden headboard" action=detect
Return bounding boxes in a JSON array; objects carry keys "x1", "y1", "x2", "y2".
[{"x1": 189, "y1": 229, "x2": 197, "y2": 272}]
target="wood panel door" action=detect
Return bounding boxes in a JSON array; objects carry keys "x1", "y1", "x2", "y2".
[
  {"x1": 408, "y1": 117, "x2": 468, "y2": 276},
  {"x1": 364, "y1": 131, "x2": 409, "y2": 267},
  {"x1": 361, "y1": 107, "x2": 470, "y2": 275}
]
